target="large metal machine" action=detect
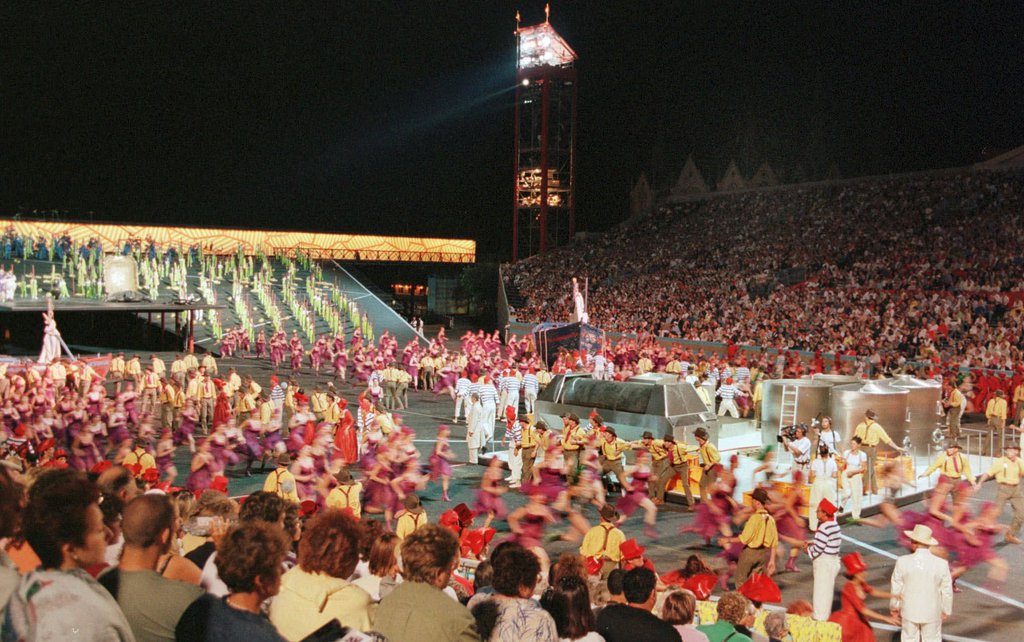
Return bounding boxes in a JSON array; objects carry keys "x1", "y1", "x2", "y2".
[
  {"x1": 759, "y1": 375, "x2": 943, "y2": 454},
  {"x1": 535, "y1": 373, "x2": 720, "y2": 446},
  {"x1": 512, "y1": 8, "x2": 577, "y2": 259}
]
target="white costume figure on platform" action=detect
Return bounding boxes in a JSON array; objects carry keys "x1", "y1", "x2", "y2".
[
  {"x1": 571, "y1": 277, "x2": 588, "y2": 324},
  {"x1": 38, "y1": 300, "x2": 62, "y2": 364}
]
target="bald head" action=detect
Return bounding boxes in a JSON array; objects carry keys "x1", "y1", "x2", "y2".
[{"x1": 123, "y1": 494, "x2": 175, "y2": 551}]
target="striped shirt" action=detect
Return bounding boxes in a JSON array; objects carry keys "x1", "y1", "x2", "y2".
[
  {"x1": 455, "y1": 377, "x2": 472, "y2": 396},
  {"x1": 717, "y1": 383, "x2": 738, "y2": 400},
  {"x1": 505, "y1": 422, "x2": 522, "y2": 444},
  {"x1": 270, "y1": 384, "x2": 286, "y2": 403},
  {"x1": 477, "y1": 382, "x2": 499, "y2": 404},
  {"x1": 521, "y1": 373, "x2": 539, "y2": 394},
  {"x1": 807, "y1": 520, "x2": 841, "y2": 559},
  {"x1": 734, "y1": 366, "x2": 751, "y2": 382}
]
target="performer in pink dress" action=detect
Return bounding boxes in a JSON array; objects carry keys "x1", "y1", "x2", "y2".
[
  {"x1": 429, "y1": 425, "x2": 455, "y2": 502},
  {"x1": 474, "y1": 457, "x2": 509, "y2": 529}
]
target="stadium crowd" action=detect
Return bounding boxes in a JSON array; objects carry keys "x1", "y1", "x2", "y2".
[{"x1": 505, "y1": 170, "x2": 1024, "y2": 373}]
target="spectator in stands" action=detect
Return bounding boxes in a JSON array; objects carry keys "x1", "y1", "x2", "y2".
[
  {"x1": 269, "y1": 509, "x2": 374, "y2": 640},
  {"x1": 486, "y1": 542, "x2": 557, "y2": 641},
  {"x1": 374, "y1": 524, "x2": 478, "y2": 642},
  {"x1": 6, "y1": 469, "x2": 135, "y2": 640},
  {"x1": 763, "y1": 611, "x2": 789, "y2": 642},
  {"x1": 0, "y1": 466, "x2": 22, "y2": 615},
  {"x1": 176, "y1": 521, "x2": 291, "y2": 642},
  {"x1": 99, "y1": 494, "x2": 204, "y2": 642},
  {"x1": 351, "y1": 531, "x2": 400, "y2": 601},
  {"x1": 660, "y1": 588, "x2": 710, "y2": 642},
  {"x1": 596, "y1": 567, "x2": 680, "y2": 642},
  {"x1": 696, "y1": 591, "x2": 753, "y2": 642},
  {"x1": 541, "y1": 575, "x2": 603, "y2": 642},
  {"x1": 201, "y1": 491, "x2": 287, "y2": 596}
]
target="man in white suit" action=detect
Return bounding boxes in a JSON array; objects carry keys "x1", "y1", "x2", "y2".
[{"x1": 890, "y1": 524, "x2": 953, "y2": 642}]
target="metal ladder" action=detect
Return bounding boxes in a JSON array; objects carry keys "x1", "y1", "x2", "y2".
[{"x1": 779, "y1": 384, "x2": 799, "y2": 430}]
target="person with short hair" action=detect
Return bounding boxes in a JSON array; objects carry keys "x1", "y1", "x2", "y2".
[
  {"x1": 0, "y1": 466, "x2": 21, "y2": 612},
  {"x1": 762, "y1": 611, "x2": 788, "y2": 642},
  {"x1": 100, "y1": 494, "x2": 204, "y2": 642},
  {"x1": 696, "y1": 591, "x2": 753, "y2": 642},
  {"x1": 270, "y1": 509, "x2": 374, "y2": 640},
  {"x1": 6, "y1": 469, "x2": 135, "y2": 641},
  {"x1": 374, "y1": 524, "x2": 478, "y2": 642},
  {"x1": 842, "y1": 437, "x2": 868, "y2": 519},
  {"x1": 487, "y1": 542, "x2": 557, "y2": 641},
  {"x1": 177, "y1": 521, "x2": 291, "y2": 642},
  {"x1": 660, "y1": 588, "x2": 710, "y2": 642},
  {"x1": 595, "y1": 567, "x2": 680, "y2": 642}
]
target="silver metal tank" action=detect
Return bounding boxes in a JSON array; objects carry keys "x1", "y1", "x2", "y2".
[
  {"x1": 761, "y1": 379, "x2": 832, "y2": 447},
  {"x1": 810, "y1": 374, "x2": 863, "y2": 386},
  {"x1": 830, "y1": 381, "x2": 908, "y2": 447},
  {"x1": 885, "y1": 375, "x2": 943, "y2": 453}
]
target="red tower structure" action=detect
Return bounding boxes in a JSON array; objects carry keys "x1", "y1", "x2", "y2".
[{"x1": 512, "y1": 6, "x2": 577, "y2": 260}]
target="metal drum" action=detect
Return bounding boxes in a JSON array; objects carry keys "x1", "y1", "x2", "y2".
[
  {"x1": 810, "y1": 374, "x2": 863, "y2": 386},
  {"x1": 830, "y1": 381, "x2": 908, "y2": 447},
  {"x1": 760, "y1": 379, "x2": 832, "y2": 447},
  {"x1": 885, "y1": 375, "x2": 943, "y2": 454}
]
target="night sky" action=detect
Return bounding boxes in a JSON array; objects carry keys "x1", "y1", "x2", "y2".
[{"x1": 4, "y1": 2, "x2": 1023, "y2": 258}]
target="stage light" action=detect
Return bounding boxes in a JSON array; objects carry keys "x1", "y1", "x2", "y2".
[{"x1": 522, "y1": 78, "x2": 530, "y2": 86}]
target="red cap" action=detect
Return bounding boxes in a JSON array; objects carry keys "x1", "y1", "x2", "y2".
[
  {"x1": 818, "y1": 498, "x2": 838, "y2": 517},
  {"x1": 619, "y1": 538, "x2": 645, "y2": 560},
  {"x1": 738, "y1": 573, "x2": 782, "y2": 603},
  {"x1": 211, "y1": 476, "x2": 229, "y2": 494},
  {"x1": 842, "y1": 552, "x2": 868, "y2": 575}
]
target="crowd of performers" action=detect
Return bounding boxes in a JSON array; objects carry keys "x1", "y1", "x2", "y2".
[{"x1": 2, "y1": 342, "x2": 1021, "y2": 618}]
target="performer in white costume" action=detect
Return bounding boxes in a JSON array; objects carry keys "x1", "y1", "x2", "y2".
[
  {"x1": 38, "y1": 298, "x2": 63, "y2": 364},
  {"x1": 571, "y1": 277, "x2": 588, "y2": 324}
]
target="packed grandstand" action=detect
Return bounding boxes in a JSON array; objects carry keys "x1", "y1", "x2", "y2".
[{"x1": 504, "y1": 168, "x2": 1024, "y2": 372}]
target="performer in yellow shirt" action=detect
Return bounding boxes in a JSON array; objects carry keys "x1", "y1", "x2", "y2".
[
  {"x1": 722, "y1": 487, "x2": 778, "y2": 586},
  {"x1": 919, "y1": 441, "x2": 973, "y2": 509},
  {"x1": 852, "y1": 409, "x2": 905, "y2": 493},
  {"x1": 394, "y1": 495, "x2": 428, "y2": 539},
  {"x1": 326, "y1": 469, "x2": 363, "y2": 518},
  {"x1": 986, "y1": 390, "x2": 1009, "y2": 454},
  {"x1": 263, "y1": 453, "x2": 300, "y2": 503},
  {"x1": 975, "y1": 440, "x2": 1023, "y2": 544},
  {"x1": 695, "y1": 427, "x2": 720, "y2": 503},
  {"x1": 579, "y1": 505, "x2": 625, "y2": 578}
]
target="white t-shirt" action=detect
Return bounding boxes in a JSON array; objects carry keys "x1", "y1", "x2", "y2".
[
  {"x1": 818, "y1": 430, "x2": 843, "y2": 454},
  {"x1": 844, "y1": 449, "x2": 868, "y2": 475},
  {"x1": 811, "y1": 457, "x2": 838, "y2": 480}
]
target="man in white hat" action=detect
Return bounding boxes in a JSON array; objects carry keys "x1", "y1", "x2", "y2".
[{"x1": 889, "y1": 524, "x2": 952, "y2": 642}]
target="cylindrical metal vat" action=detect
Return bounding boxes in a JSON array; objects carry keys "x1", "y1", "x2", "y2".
[
  {"x1": 810, "y1": 374, "x2": 863, "y2": 386},
  {"x1": 885, "y1": 375, "x2": 943, "y2": 453},
  {"x1": 760, "y1": 379, "x2": 832, "y2": 447},
  {"x1": 830, "y1": 381, "x2": 908, "y2": 447}
]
